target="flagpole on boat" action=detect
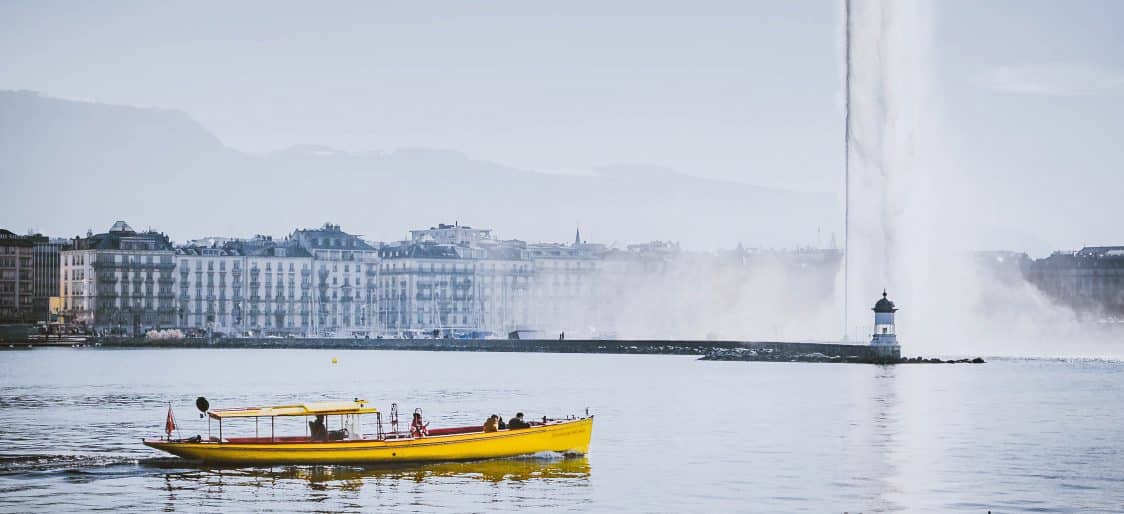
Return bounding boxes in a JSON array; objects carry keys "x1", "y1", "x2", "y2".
[{"x1": 165, "y1": 402, "x2": 177, "y2": 441}]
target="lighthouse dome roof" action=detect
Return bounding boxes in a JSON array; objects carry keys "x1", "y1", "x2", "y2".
[{"x1": 873, "y1": 290, "x2": 897, "y2": 313}]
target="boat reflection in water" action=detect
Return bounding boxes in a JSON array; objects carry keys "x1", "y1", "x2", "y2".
[{"x1": 173, "y1": 455, "x2": 591, "y2": 492}]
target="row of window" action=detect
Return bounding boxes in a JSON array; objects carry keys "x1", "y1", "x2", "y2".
[
  {"x1": 181, "y1": 260, "x2": 315, "y2": 272},
  {"x1": 0, "y1": 257, "x2": 33, "y2": 267}
]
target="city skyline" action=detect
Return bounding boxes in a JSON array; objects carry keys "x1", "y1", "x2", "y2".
[{"x1": 6, "y1": 215, "x2": 1119, "y2": 354}]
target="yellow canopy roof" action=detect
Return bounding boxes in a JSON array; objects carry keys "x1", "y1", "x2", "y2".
[{"x1": 208, "y1": 400, "x2": 377, "y2": 419}]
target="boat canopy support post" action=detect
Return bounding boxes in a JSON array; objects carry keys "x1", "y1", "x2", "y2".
[
  {"x1": 255, "y1": 416, "x2": 259, "y2": 439},
  {"x1": 271, "y1": 416, "x2": 275, "y2": 442},
  {"x1": 218, "y1": 418, "x2": 223, "y2": 443}
]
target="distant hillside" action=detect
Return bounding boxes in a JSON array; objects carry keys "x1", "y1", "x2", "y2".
[{"x1": 0, "y1": 90, "x2": 839, "y2": 248}]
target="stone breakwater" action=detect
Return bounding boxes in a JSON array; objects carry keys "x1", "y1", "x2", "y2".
[
  {"x1": 90, "y1": 337, "x2": 768, "y2": 354},
  {"x1": 700, "y1": 347, "x2": 985, "y2": 364},
  {"x1": 55, "y1": 337, "x2": 981, "y2": 364}
]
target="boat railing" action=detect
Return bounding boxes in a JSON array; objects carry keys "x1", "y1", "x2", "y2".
[{"x1": 196, "y1": 406, "x2": 591, "y2": 445}]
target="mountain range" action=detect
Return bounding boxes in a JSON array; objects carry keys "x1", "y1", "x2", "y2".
[{"x1": 0, "y1": 90, "x2": 838, "y2": 248}]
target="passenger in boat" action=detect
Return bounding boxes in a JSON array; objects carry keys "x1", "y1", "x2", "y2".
[
  {"x1": 483, "y1": 415, "x2": 499, "y2": 433},
  {"x1": 496, "y1": 414, "x2": 506, "y2": 430},
  {"x1": 309, "y1": 415, "x2": 328, "y2": 441},
  {"x1": 507, "y1": 412, "x2": 531, "y2": 429},
  {"x1": 410, "y1": 412, "x2": 429, "y2": 438},
  {"x1": 328, "y1": 427, "x2": 349, "y2": 441}
]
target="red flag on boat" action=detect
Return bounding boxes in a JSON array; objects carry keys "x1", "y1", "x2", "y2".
[{"x1": 165, "y1": 404, "x2": 177, "y2": 439}]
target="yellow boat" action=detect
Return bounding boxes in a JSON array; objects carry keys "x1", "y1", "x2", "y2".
[{"x1": 143, "y1": 399, "x2": 593, "y2": 465}]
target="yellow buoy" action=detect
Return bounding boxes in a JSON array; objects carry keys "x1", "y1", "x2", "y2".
[{"x1": 331, "y1": 357, "x2": 338, "y2": 364}]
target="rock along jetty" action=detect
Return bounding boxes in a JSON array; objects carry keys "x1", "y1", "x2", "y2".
[{"x1": 699, "y1": 347, "x2": 985, "y2": 365}]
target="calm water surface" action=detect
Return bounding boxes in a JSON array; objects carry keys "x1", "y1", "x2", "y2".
[{"x1": 1, "y1": 349, "x2": 1122, "y2": 512}]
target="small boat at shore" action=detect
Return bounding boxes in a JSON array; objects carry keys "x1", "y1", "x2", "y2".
[{"x1": 143, "y1": 399, "x2": 593, "y2": 465}]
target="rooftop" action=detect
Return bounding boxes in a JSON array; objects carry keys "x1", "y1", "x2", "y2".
[
  {"x1": 208, "y1": 400, "x2": 376, "y2": 419},
  {"x1": 108, "y1": 220, "x2": 134, "y2": 233},
  {"x1": 873, "y1": 290, "x2": 898, "y2": 313},
  {"x1": 0, "y1": 229, "x2": 48, "y2": 247},
  {"x1": 380, "y1": 242, "x2": 462, "y2": 259},
  {"x1": 1078, "y1": 246, "x2": 1124, "y2": 258},
  {"x1": 292, "y1": 223, "x2": 376, "y2": 251},
  {"x1": 70, "y1": 221, "x2": 173, "y2": 251}
]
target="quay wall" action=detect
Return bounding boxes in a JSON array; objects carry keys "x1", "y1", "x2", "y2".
[{"x1": 74, "y1": 337, "x2": 894, "y2": 360}]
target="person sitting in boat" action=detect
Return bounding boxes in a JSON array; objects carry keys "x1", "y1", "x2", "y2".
[
  {"x1": 309, "y1": 415, "x2": 328, "y2": 441},
  {"x1": 410, "y1": 411, "x2": 429, "y2": 438},
  {"x1": 507, "y1": 412, "x2": 531, "y2": 429},
  {"x1": 328, "y1": 427, "x2": 349, "y2": 441},
  {"x1": 483, "y1": 415, "x2": 499, "y2": 433},
  {"x1": 496, "y1": 413, "x2": 506, "y2": 430}
]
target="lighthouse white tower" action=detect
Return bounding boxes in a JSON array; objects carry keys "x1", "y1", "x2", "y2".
[{"x1": 870, "y1": 290, "x2": 901, "y2": 359}]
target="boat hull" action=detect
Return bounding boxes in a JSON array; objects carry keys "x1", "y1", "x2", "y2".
[{"x1": 144, "y1": 417, "x2": 593, "y2": 465}]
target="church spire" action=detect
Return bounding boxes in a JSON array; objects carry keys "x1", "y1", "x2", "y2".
[{"x1": 574, "y1": 226, "x2": 582, "y2": 246}]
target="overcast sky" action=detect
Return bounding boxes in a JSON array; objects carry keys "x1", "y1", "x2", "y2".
[{"x1": 1, "y1": 0, "x2": 1122, "y2": 249}]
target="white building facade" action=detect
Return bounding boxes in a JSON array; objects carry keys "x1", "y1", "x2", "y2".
[
  {"x1": 524, "y1": 241, "x2": 603, "y2": 335},
  {"x1": 474, "y1": 244, "x2": 532, "y2": 335},
  {"x1": 175, "y1": 237, "x2": 315, "y2": 335},
  {"x1": 378, "y1": 243, "x2": 476, "y2": 335},
  {"x1": 60, "y1": 221, "x2": 177, "y2": 334},
  {"x1": 291, "y1": 224, "x2": 379, "y2": 337},
  {"x1": 59, "y1": 220, "x2": 699, "y2": 339},
  {"x1": 174, "y1": 224, "x2": 379, "y2": 337}
]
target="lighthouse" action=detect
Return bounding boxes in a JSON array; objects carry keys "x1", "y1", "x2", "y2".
[{"x1": 870, "y1": 290, "x2": 901, "y2": 359}]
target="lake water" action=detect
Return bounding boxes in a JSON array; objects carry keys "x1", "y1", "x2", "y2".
[{"x1": 1, "y1": 348, "x2": 1122, "y2": 512}]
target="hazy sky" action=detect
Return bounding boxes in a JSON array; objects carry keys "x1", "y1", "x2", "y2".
[
  {"x1": 11, "y1": 0, "x2": 831, "y2": 193},
  {"x1": 2, "y1": 0, "x2": 1122, "y2": 249}
]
